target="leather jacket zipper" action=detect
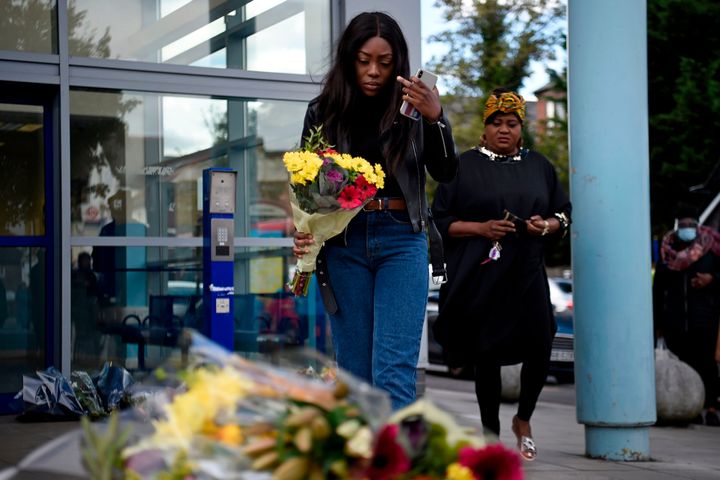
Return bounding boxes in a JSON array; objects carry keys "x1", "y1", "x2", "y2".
[{"x1": 436, "y1": 121, "x2": 448, "y2": 158}]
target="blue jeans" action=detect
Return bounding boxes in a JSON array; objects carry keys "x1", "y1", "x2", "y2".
[{"x1": 324, "y1": 210, "x2": 429, "y2": 410}]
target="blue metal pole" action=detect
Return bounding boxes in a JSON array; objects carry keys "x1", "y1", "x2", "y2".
[{"x1": 568, "y1": 0, "x2": 656, "y2": 460}]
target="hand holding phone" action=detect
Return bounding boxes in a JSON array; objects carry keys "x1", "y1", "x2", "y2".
[
  {"x1": 399, "y1": 69, "x2": 439, "y2": 121},
  {"x1": 503, "y1": 208, "x2": 526, "y2": 234}
]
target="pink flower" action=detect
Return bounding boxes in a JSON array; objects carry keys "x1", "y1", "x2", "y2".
[
  {"x1": 338, "y1": 185, "x2": 363, "y2": 209},
  {"x1": 365, "y1": 424, "x2": 411, "y2": 480},
  {"x1": 458, "y1": 444, "x2": 523, "y2": 480}
]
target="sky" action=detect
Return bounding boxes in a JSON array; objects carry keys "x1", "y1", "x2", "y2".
[{"x1": 420, "y1": 0, "x2": 566, "y2": 100}]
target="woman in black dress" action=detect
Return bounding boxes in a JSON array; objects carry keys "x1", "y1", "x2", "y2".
[{"x1": 431, "y1": 88, "x2": 571, "y2": 460}]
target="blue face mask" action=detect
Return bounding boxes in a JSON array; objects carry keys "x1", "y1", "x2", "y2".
[{"x1": 677, "y1": 227, "x2": 697, "y2": 242}]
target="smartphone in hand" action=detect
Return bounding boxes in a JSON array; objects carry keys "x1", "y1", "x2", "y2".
[
  {"x1": 399, "y1": 69, "x2": 439, "y2": 121},
  {"x1": 503, "y1": 208, "x2": 526, "y2": 234}
]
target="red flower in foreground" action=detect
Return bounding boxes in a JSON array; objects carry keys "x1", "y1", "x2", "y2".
[
  {"x1": 365, "y1": 424, "x2": 411, "y2": 480},
  {"x1": 354, "y1": 175, "x2": 378, "y2": 201},
  {"x1": 338, "y1": 185, "x2": 363, "y2": 209},
  {"x1": 458, "y1": 444, "x2": 523, "y2": 480}
]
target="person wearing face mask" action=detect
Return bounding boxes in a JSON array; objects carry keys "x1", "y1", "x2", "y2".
[
  {"x1": 431, "y1": 88, "x2": 571, "y2": 460},
  {"x1": 653, "y1": 207, "x2": 720, "y2": 426}
]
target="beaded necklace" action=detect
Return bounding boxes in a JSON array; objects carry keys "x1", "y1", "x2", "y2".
[{"x1": 477, "y1": 145, "x2": 523, "y2": 162}]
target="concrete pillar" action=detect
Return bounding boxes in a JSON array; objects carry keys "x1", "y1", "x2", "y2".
[{"x1": 567, "y1": 0, "x2": 656, "y2": 460}]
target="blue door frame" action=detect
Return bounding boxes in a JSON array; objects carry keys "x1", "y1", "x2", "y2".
[{"x1": 0, "y1": 85, "x2": 57, "y2": 414}]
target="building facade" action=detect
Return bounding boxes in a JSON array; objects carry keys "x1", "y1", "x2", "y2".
[{"x1": 0, "y1": 0, "x2": 422, "y2": 412}]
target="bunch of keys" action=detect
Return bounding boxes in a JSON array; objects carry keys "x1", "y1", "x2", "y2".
[{"x1": 481, "y1": 241, "x2": 502, "y2": 265}]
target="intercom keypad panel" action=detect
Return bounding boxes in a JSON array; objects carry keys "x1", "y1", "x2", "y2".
[{"x1": 210, "y1": 218, "x2": 234, "y2": 261}]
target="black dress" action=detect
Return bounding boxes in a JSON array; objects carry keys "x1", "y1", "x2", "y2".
[{"x1": 431, "y1": 148, "x2": 571, "y2": 366}]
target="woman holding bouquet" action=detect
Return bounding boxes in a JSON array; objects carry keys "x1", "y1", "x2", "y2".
[
  {"x1": 431, "y1": 88, "x2": 571, "y2": 460},
  {"x1": 293, "y1": 11, "x2": 458, "y2": 410}
]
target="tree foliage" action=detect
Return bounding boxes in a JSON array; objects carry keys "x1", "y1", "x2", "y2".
[
  {"x1": 425, "y1": 0, "x2": 569, "y2": 264},
  {"x1": 427, "y1": 0, "x2": 565, "y2": 151},
  {"x1": 0, "y1": 0, "x2": 135, "y2": 226},
  {"x1": 647, "y1": 0, "x2": 720, "y2": 234}
]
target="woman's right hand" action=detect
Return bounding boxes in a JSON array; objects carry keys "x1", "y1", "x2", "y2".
[
  {"x1": 481, "y1": 219, "x2": 516, "y2": 240},
  {"x1": 292, "y1": 231, "x2": 314, "y2": 258}
]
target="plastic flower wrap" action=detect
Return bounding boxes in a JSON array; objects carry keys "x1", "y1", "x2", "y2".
[
  {"x1": 105, "y1": 330, "x2": 390, "y2": 479},
  {"x1": 284, "y1": 125, "x2": 385, "y2": 295},
  {"x1": 81, "y1": 331, "x2": 521, "y2": 480},
  {"x1": 360, "y1": 399, "x2": 523, "y2": 480}
]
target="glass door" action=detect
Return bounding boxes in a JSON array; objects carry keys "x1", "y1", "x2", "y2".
[{"x1": 0, "y1": 97, "x2": 53, "y2": 413}]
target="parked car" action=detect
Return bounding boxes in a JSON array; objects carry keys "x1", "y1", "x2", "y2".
[
  {"x1": 426, "y1": 275, "x2": 575, "y2": 383},
  {"x1": 547, "y1": 277, "x2": 574, "y2": 383}
]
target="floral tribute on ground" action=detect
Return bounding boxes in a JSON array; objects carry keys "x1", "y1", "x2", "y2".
[
  {"x1": 83, "y1": 331, "x2": 523, "y2": 479},
  {"x1": 283, "y1": 126, "x2": 385, "y2": 295}
]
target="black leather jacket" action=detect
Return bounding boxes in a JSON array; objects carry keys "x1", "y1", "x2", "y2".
[
  {"x1": 302, "y1": 99, "x2": 458, "y2": 313},
  {"x1": 301, "y1": 98, "x2": 458, "y2": 233}
]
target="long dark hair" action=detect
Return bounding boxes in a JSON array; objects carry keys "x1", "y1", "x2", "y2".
[{"x1": 317, "y1": 12, "x2": 414, "y2": 173}]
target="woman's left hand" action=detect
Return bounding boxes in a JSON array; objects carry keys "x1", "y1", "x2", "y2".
[
  {"x1": 396, "y1": 75, "x2": 441, "y2": 123},
  {"x1": 526, "y1": 215, "x2": 557, "y2": 237}
]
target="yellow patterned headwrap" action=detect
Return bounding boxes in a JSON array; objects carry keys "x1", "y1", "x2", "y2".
[{"x1": 483, "y1": 92, "x2": 526, "y2": 123}]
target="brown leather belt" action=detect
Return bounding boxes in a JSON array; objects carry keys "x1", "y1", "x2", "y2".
[{"x1": 362, "y1": 198, "x2": 407, "y2": 212}]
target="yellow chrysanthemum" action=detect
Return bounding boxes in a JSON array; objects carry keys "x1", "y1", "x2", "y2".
[
  {"x1": 329, "y1": 153, "x2": 354, "y2": 170},
  {"x1": 351, "y1": 158, "x2": 369, "y2": 173},
  {"x1": 150, "y1": 367, "x2": 253, "y2": 449},
  {"x1": 283, "y1": 151, "x2": 323, "y2": 185},
  {"x1": 445, "y1": 463, "x2": 475, "y2": 480},
  {"x1": 372, "y1": 164, "x2": 385, "y2": 188}
]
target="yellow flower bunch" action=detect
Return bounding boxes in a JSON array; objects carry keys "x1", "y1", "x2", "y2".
[
  {"x1": 149, "y1": 366, "x2": 253, "y2": 449},
  {"x1": 283, "y1": 151, "x2": 324, "y2": 185},
  {"x1": 445, "y1": 463, "x2": 476, "y2": 480},
  {"x1": 324, "y1": 152, "x2": 386, "y2": 188}
]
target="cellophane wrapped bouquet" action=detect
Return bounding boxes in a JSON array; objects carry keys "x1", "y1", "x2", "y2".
[
  {"x1": 283, "y1": 126, "x2": 385, "y2": 295},
  {"x1": 82, "y1": 331, "x2": 523, "y2": 480}
]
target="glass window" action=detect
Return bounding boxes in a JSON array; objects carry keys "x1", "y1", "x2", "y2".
[
  {"x1": 70, "y1": 89, "x2": 306, "y2": 239},
  {"x1": 69, "y1": 246, "x2": 329, "y2": 371},
  {"x1": 0, "y1": 247, "x2": 45, "y2": 394},
  {"x1": 0, "y1": 0, "x2": 57, "y2": 54},
  {"x1": 69, "y1": 88, "x2": 324, "y2": 369},
  {"x1": 0, "y1": 103, "x2": 46, "y2": 236},
  {"x1": 69, "y1": 0, "x2": 331, "y2": 75}
]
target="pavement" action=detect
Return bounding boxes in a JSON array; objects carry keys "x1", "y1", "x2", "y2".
[
  {"x1": 425, "y1": 374, "x2": 720, "y2": 480},
  {"x1": 1, "y1": 374, "x2": 719, "y2": 479}
]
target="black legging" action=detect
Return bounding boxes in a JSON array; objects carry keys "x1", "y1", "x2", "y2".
[{"x1": 473, "y1": 349, "x2": 551, "y2": 436}]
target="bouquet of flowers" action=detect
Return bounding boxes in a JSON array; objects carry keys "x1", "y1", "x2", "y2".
[
  {"x1": 367, "y1": 400, "x2": 523, "y2": 480},
  {"x1": 283, "y1": 126, "x2": 385, "y2": 295},
  {"x1": 81, "y1": 331, "x2": 523, "y2": 479}
]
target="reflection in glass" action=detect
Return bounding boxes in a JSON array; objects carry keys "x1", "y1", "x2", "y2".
[
  {"x1": 70, "y1": 89, "x2": 305, "y2": 240},
  {"x1": 71, "y1": 246, "x2": 203, "y2": 371},
  {"x1": 0, "y1": 104, "x2": 45, "y2": 236},
  {"x1": 0, "y1": 0, "x2": 57, "y2": 54},
  {"x1": 0, "y1": 247, "x2": 45, "y2": 394},
  {"x1": 69, "y1": 246, "x2": 329, "y2": 370},
  {"x1": 0, "y1": 0, "x2": 116, "y2": 56},
  {"x1": 70, "y1": 0, "x2": 331, "y2": 75}
]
